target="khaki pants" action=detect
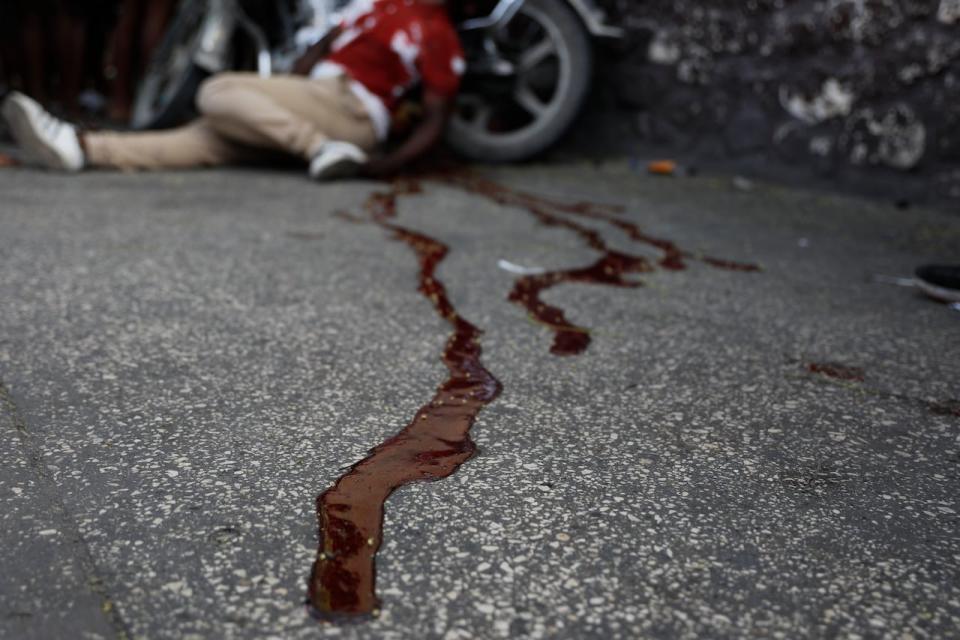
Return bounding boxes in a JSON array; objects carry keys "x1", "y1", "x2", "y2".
[{"x1": 84, "y1": 72, "x2": 378, "y2": 170}]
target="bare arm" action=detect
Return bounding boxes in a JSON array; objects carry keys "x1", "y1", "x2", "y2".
[
  {"x1": 291, "y1": 26, "x2": 343, "y2": 76},
  {"x1": 362, "y1": 91, "x2": 454, "y2": 177}
]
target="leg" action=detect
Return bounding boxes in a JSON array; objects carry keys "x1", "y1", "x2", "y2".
[
  {"x1": 83, "y1": 119, "x2": 255, "y2": 170},
  {"x1": 195, "y1": 72, "x2": 377, "y2": 160},
  {"x1": 4, "y1": 90, "x2": 249, "y2": 171}
]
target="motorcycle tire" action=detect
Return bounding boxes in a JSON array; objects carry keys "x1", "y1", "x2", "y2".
[
  {"x1": 446, "y1": 0, "x2": 593, "y2": 163},
  {"x1": 130, "y1": 2, "x2": 212, "y2": 130}
]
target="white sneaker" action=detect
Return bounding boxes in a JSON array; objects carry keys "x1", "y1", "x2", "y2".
[
  {"x1": 1, "y1": 92, "x2": 85, "y2": 171},
  {"x1": 308, "y1": 141, "x2": 367, "y2": 181}
]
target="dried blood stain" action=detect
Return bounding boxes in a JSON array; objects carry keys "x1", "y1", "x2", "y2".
[
  {"x1": 805, "y1": 362, "x2": 866, "y2": 382},
  {"x1": 929, "y1": 400, "x2": 960, "y2": 417}
]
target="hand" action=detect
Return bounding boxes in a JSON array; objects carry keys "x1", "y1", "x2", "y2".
[
  {"x1": 291, "y1": 52, "x2": 316, "y2": 76},
  {"x1": 291, "y1": 26, "x2": 343, "y2": 76},
  {"x1": 359, "y1": 91, "x2": 453, "y2": 178}
]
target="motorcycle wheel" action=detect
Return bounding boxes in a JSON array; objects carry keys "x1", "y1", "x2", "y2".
[
  {"x1": 446, "y1": 0, "x2": 592, "y2": 163},
  {"x1": 130, "y1": 1, "x2": 212, "y2": 130}
]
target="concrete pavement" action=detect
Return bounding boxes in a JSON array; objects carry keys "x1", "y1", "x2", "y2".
[{"x1": 0, "y1": 162, "x2": 958, "y2": 639}]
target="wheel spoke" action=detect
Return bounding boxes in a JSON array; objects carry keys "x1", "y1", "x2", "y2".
[
  {"x1": 458, "y1": 95, "x2": 494, "y2": 133},
  {"x1": 520, "y1": 37, "x2": 556, "y2": 72},
  {"x1": 515, "y1": 82, "x2": 548, "y2": 117},
  {"x1": 469, "y1": 103, "x2": 494, "y2": 132},
  {"x1": 496, "y1": 14, "x2": 541, "y2": 48}
]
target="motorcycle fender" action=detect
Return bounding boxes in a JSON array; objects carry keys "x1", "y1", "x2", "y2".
[
  {"x1": 192, "y1": 0, "x2": 237, "y2": 73},
  {"x1": 564, "y1": 0, "x2": 624, "y2": 38}
]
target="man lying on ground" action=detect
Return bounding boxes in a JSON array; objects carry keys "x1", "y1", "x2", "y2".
[{"x1": 2, "y1": 0, "x2": 464, "y2": 180}]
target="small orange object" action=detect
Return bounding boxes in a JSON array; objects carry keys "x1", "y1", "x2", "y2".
[
  {"x1": 647, "y1": 160, "x2": 677, "y2": 176},
  {"x1": 0, "y1": 152, "x2": 18, "y2": 167}
]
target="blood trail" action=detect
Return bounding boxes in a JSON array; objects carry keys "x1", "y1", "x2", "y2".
[
  {"x1": 437, "y1": 173, "x2": 760, "y2": 355},
  {"x1": 308, "y1": 180, "x2": 501, "y2": 618},
  {"x1": 309, "y1": 175, "x2": 758, "y2": 617}
]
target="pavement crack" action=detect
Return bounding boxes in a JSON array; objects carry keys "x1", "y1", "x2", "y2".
[{"x1": 0, "y1": 379, "x2": 133, "y2": 639}]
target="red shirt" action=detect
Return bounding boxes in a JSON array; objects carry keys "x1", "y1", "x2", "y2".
[{"x1": 328, "y1": 0, "x2": 465, "y2": 112}]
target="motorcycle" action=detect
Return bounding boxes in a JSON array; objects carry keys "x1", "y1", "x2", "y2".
[{"x1": 130, "y1": 0, "x2": 622, "y2": 162}]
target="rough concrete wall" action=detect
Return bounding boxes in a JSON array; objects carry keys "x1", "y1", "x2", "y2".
[{"x1": 590, "y1": 0, "x2": 960, "y2": 200}]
